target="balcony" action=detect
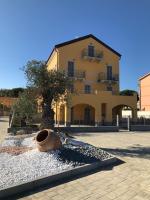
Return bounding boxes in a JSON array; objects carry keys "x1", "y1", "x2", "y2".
[
  {"x1": 67, "y1": 70, "x2": 86, "y2": 80},
  {"x1": 82, "y1": 49, "x2": 103, "y2": 61},
  {"x1": 97, "y1": 72, "x2": 119, "y2": 84},
  {"x1": 76, "y1": 89, "x2": 116, "y2": 95},
  {"x1": 75, "y1": 70, "x2": 86, "y2": 80}
]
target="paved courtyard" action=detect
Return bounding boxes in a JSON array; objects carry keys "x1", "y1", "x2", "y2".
[
  {"x1": 18, "y1": 131, "x2": 150, "y2": 200},
  {"x1": 0, "y1": 119, "x2": 150, "y2": 200}
]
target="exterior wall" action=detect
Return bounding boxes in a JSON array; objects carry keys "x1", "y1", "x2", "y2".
[
  {"x1": 140, "y1": 74, "x2": 150, "y2": 111},
  {"x1": 72, "y1": 104, "x2": 95, "y2": 122},
  {"x1": 47, "y1": 50, "x2": 58, "y2": 71},
  {"x1": 47, "y1": 36, "x2": 137, "y2": 125},
  {"x1": 70, "y1": 92, "x2": 137, "y2": 124},
  {"x1": 57, "y1": 37, "x2": 120, "y2": 94}
]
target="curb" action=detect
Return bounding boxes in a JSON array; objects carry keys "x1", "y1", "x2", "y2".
[{"x1": 0, "y1": 157, "x2": 118, "y2": 199}]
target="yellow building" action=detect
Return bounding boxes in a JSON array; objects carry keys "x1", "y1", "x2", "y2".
[{"x1": 47, "y1": 34, "x2": 137, "y2": 126}]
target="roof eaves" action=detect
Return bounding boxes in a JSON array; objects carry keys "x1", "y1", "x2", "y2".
[
  {"x1": 139, "y1": 72, "x2": 150, "y2": 81},
  {"x1": 46, "y1": 34, "x2": 121, "y2": 63},
  {"x1": 54, "y1": 34, "x2": 121, "y2": 57},
  {"x1": 46, "y1": 48, "x2": 56, "y2": 64}
]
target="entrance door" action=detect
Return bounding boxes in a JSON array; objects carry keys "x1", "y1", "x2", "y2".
[{"x1": 84, "y1": 107, "x2": 91, "y2": 125}]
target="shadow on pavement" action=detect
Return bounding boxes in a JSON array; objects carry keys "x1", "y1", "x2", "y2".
[
  {"x1": 101, "y1": 146, "x2": 150, "y2": 159},
  {"x1": 0, "y1": 119, "x2": 8, "y2": 122},
  {"x1": 72, "y1": 132, "x2": 116, "y2": 137}
]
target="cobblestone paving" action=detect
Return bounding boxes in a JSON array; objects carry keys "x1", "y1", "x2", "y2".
[
  {"x1": 0, "y1": 116, "x2": 8, "y2": 144},
  {"x1": 6, "y1": 131, "x2": 150, "y2": 199}
]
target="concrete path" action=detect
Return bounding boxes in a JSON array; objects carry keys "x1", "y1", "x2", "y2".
[
  {"x1": 16, "y1": 131, "x2": 150, "y2": 200},
  {"x1": 0, "y1": 116, "x2": 8, "y2": 144}
]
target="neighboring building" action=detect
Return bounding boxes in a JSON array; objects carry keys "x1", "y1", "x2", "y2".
[
  {"x1": 139, "y1": 72, "x2": 150, "y2": 111},
  {"x1": 0, "y1": 97, "x2": 17, "y2": 108},
  {"x1": 47, "y1": 34, "x2": 137, "y2": 126},
  {"x1": 0, "y1": 97, "x2": 17, "y2": 115}
]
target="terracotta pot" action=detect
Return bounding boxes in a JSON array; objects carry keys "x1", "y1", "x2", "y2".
[{"x1": 36, "y1": 129, "x2": 62, "y2": 152}]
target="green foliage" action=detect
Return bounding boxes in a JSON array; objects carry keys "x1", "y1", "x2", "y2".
[
  {"x1": 0, "y1": 103, "x2": 3, "y2": 111},
  {"x1": 24, "y1": 60, "x2": 72, "y2": 102},
  {"x1": 23, "y1": 60, "x2": 73, "y2": 128},
  {"x1": 12, "y1": 91, "x2": 37, "y2": 127},
  {"x1": 0, "y1": 103, "x2": 10, "y2": 111},
  {"x1": 0, "y1": 88, "x2": 25, "y2": 97},
  {"x1": 119, "y1": 89, "x2": 139, "y2": 101}
]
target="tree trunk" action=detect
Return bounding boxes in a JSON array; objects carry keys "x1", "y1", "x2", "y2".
[{"x1": 40, "y1": 102, "x2": 55, "y2": 130}]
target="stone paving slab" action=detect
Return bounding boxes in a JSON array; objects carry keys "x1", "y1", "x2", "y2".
[{"x1": 1, "y1": 129, "x2": 150, "y2": 200}]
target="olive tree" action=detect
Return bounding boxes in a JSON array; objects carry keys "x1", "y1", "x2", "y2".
[
  {"x1": 23, "y1": 60, "x2": 72, "y2": 129},
  {"x1": 11, "y1": 90, "x2": 37, "y2": 127}
]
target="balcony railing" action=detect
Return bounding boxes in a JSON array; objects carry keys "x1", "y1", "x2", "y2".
[
  {"x1": 97, "y1": 72, "x2": 119, "y2": 83},
  {"x1": 75, "y1": 70, "x2": 86, "y2": 79},
  {"x1": 67, "y1": 70, "x2": 86, "y2": 80},
  {"x1": 82, "y1": 49, "x2": 103, "y2": 61},
  {"x1": 76, "y1": 90, "x2": 117, "y2": 95}
]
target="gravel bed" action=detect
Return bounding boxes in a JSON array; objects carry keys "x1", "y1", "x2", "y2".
[
  {"x1": 0, "y1": 149, "x2": 74, "y2": 189},
  {"x1": 0, "y1": 135, "x2": 114, "y2": 190},
  {"x1": 1, "y1": 136, "x2": 36, "y2": 148}
]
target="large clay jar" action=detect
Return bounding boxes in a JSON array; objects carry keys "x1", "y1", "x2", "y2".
[{"x1": 36, "y1": 129, "x2": 62, "y2": 152}]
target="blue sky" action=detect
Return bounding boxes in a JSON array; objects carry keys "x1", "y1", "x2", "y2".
[{"x1": 0, "y1": 0, "x2": 150, "y2": 91}]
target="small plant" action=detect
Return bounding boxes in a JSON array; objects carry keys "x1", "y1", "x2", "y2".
[{"x1": 11, "y1": 90, "x2": 37, "y2": 127}]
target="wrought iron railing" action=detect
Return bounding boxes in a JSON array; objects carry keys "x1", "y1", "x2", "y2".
[
  {"x1": 97, "y1": 72, "x2": 119, "y2": 83},
  {"x1": 75, "y1": 70, "x2": 86, "y2": 79},
  {"x1": 82, "y1": 49, "x2": 103, "y2": 60},
  {"x1": 67, "y1": 70, "x2": 86, "y2": 79}
]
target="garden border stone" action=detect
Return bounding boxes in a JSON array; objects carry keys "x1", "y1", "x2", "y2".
[
  {"x1": 0, "y1": 157, "x2": 119, "y2": 199},
  {"x1": 130, "y1": 125, "x2": 150, "y2": 131},
  {"x1": 54, "y1": 126, "x2": 119, "y2": 133}
]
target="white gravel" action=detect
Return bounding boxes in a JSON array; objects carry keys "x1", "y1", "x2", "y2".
[
  {"x1": 1, "y1": 136, "x2": 36, "y2": 148},
  {"x1": 0, "y1": 136, "x2": 74, "y2": 190},
  {"x1": 21, "y1": 137, "x2": 36, "y2": 148},
  {"x1": 0, "y1": 134, "x2": 112, "y2": 190},
  {"x1": 1, "y1": 138, "x2": 19, "y2": 147},
  {"x1": 0, "y1": 148, "x2": 73, "y2": 190}
]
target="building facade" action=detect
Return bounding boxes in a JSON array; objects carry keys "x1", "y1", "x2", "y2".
[
  {"x1": 139, "y1": 72, "x2": 150, "y2": 111},
  {"x1": 47, "y1": 34, "x2": 137, "y2": 126},
  {"x1": 0, "y1": 97, "x2": 17, "y2": 108},
  {"x1": 0, "y1": 97, "x2": 17, "y2": 115}
]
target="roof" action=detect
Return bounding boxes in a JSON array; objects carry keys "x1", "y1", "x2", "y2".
[
  {"x1": 47, "y1": 34, "x2": 121, "y2": 63},
  {"x1": 139, "y1": 72, "x2": 150, "y2": 81}
]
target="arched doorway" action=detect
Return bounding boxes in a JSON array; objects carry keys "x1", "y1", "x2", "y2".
[
  {"x1": 71, "y1": 104, "x2": 95, "y2": 125},
  {"x1": 112, "y1": 104, "x2": 134, "y2": 128}
]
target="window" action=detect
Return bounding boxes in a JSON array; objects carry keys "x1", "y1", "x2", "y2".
[
  {"x1": 88, "y1": 45, "x2": 94, "y2": 57},
  {"x1": 107, "y1": 86, "x2": 112, "y2": 91},
  {"x1": 85, "y1": 85, "x2": 91, "y2": 94},
  {"x1": 68, "y1": 61, "x2": 74, "y2": 77},
  {"x1": 107, "y1": 66, "x2": 112, "y2": 80},
  {"x1": 69, "y1": 84, "x2": 74, "y2": 93}
]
